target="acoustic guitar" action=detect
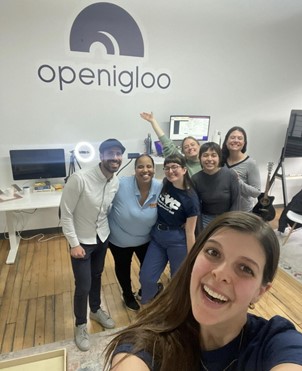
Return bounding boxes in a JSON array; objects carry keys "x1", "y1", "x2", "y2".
[{"x1": 252, "y1": 162, "x2": 276, "y2": 221}]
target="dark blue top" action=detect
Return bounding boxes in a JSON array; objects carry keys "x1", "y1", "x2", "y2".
[
  {"x1": 157, "y1": 183, "x2": 200, "y2": 227},
  {"x1": 113, "y1": 314, "x2": 302, "y2": 371}
]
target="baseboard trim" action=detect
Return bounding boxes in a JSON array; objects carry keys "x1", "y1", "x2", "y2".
[
  {"x1": 274, "y1": 204, "x2": 284, "y2": 208},
  {"x1": 0, "y1": 227, "x2": 63, "y2": 240}
]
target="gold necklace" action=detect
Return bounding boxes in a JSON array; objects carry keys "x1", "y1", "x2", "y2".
[{"x1": 200, "y1": 327, "x2": 244, "y2": 371}]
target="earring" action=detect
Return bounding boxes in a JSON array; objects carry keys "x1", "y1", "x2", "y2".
[{"x1": 249, "y1": 302, "x2": 255, "y2": 310}]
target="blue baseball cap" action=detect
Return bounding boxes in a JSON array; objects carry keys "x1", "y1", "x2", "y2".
[{"x1": 99, "y1": 138, "x2": 126, "y2": 154}]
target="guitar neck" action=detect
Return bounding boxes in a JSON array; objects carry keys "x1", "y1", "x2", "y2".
[
  {"x1": 262, "y1": 162, "x2": 274, "y2": 200},
  {"x1": 263, "y1": 174, "x2": 270, "y2": 199}
]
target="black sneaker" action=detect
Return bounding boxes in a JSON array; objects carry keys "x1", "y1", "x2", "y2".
[
  {"x1": 135, "y1": 283, "x2": 163, "y2": 302},
  {"x1": 134, "y1": 289, "x2": 142, "y2": 301},
  {"x1": 155, "y1": 282, "x2": 164, "y2": 298},
  {"x1": 121, "y1": 293, "x2": 140, "y2": 311}
]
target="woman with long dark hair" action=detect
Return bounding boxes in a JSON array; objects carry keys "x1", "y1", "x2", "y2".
[
  {"x1": 221, "y1": 126, "x2": 261, "y2": 212},
  {"x1": 104, "y1": 212, "x2": 302, "y2": 371}
]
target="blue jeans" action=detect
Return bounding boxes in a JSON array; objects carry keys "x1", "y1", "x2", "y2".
[
  {"x1": 140, "y1": 226, "x2": 187, "y2": 304},
  {"x1": 71, "y1": 236, "x2": 108, "y2": 326}
]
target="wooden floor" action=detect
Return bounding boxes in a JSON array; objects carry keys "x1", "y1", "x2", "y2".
[{"x1": 0, "y1": 208, "x2": 301, "y2": 354}]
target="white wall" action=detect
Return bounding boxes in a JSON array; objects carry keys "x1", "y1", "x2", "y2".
[{"x1": 1, "y1": 0, "x2": 302, "y2": 233}]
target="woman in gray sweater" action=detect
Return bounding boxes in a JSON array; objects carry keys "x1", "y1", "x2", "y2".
[{"x1": 221, "y1": 126, "x2": 261, "y2": 212}]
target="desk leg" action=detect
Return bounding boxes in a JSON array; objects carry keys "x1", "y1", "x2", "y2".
[{"x1": 5, "y1": 211, "x2": 20, "y2": 264}]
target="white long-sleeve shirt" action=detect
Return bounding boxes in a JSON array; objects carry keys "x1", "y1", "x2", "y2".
[{"x1": 60, "y1": 164, "x2": 119, "y2": 247}]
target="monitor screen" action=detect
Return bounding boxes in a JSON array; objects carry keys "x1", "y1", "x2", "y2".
[
  {"x1": 9, "y1": 148, "x2": 66, "y2": 181},
  {"x1": 283, "y1": 110, "x2": 302, "y2": 159},
  {"x1": 169, "y1": 115, "x2": 210, "y2": 141}
]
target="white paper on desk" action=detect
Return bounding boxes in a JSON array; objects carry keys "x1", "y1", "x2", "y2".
[{"x1": 0, "y1": 193, "x2": 23, "y2": 202}]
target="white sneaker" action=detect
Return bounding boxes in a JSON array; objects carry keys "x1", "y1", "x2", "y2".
[
  {"x1": 75, "y1": 324, "x2": 90, "y2": 351},
  {"x1": 134, "y1": 289, "x2": 142, "y2": 301},
  {"x1": 274, "y1": 227, "x2": 291, "y2": 237},
  {"x1": 89, "y1": 308, "x2": 115, "y2": 329}
]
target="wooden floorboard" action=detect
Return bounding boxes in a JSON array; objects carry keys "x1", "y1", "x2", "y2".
[{"x1": 0, "y1": 208, "x2": 301, "y2": 354}]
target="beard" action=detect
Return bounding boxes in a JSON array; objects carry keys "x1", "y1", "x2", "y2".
[{"x1": 101, "y1": 159, "x2": 122, "y2": 174}]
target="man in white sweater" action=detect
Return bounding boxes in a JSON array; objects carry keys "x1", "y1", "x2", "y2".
[{"x1": 60, "y1": 138, "x2": 125, "y2": 351}]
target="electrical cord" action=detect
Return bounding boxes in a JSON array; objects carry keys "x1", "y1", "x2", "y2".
[
  {"x1": 16, "y1": 231, "x2": 62, "y2": 242},
  {"x1": 3, "y1": 209, "x2": 62, "y2": 243},
  {"x1": 117, "y1": 158, "x2": 133, "y2": 175}
]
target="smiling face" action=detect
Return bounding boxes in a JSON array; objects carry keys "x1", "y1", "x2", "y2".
[
  {"x1": 190, "y1": 227, "x2": 270, "y2": 329},
  {"x1": 200, "y1": 148, "x2": 220, "y2": 174},
  {"x1": 163, "y1": 162, "x2": 187, "y2": 188},
  {"x1": 226, "y1": 130, "x2": 245, "y2": 153},
  {"x1": 135, "y1": 155, "x2": 155, "y2": 184},
  {"x1": 100, "y1": 146, "x2": 123, "y2": 175},
  {"x1": 182, "y1": 137, "x2": 200, "y2": 160}
]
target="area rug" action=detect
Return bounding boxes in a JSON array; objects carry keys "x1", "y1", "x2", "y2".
[
  {"x1": 277, "y1": 228, "x2": 302, "y2": 284},
  {"x1": 0, "y1": 328, "x2": 122, "y2": 370}
]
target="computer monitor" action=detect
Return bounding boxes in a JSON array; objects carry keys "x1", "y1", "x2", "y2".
[
  {"x1": 169, "y1": 115, "x2": 210, "y2": 141},
  {"x1": 282, "y1": 109, "x2": 302, "y2": 159},
  {"x1": 9, "y1": 148, "x2": 66, "y2": 181}
]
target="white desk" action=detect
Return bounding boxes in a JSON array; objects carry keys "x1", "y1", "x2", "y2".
[
  {"x1": 151, "y1": 155, "x2": 164, "y2": 165},
  {"x1": 0, "y1": 192, "x2": 62, "y2": 264}
]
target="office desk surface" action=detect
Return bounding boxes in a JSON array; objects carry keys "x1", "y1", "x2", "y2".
[
  {"x1": 0, "y1": 191, "x2": 62, "y2": 212},
  {"x1": 0, "y1": 191, "x2": 62, "y2": 264}
]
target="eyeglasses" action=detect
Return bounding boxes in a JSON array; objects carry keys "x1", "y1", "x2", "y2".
[{"x1": 163, "y1": 165, "x2": 182, "y2": 172}]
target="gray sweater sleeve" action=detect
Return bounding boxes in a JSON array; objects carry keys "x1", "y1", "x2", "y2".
[
  {"x1": 230, "y1": 169, "x2": 241, "y2": 211},
  {"x1": 238, "y1": 158, "x2": 261, "y2": 198}
]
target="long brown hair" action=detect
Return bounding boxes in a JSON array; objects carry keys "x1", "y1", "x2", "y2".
[
  {"x1": 103, "y1": 211, "x2": 280, "y2": 371},
  {"x1": 221, "y1": 126, "x2": 247, "y2": 166}
]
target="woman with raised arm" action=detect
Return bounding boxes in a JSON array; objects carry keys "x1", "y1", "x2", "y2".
[
  {"x1": 104, "y1": 212, "x2": 302, "y2": 371},
  {"x1": 221, "y1": 126, "x2": 261, "y2": 212},
  {"x1": 140, "y1": 112, "x2": 201, "y2": 176}
]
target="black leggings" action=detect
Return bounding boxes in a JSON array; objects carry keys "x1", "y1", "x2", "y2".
[{"x1": 109, "y1": 242, "x2": 149, "y2": 296}]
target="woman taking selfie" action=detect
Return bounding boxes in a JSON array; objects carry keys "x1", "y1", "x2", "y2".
[{"x1": 104, "y1": 212, "x2": 302, "y2": 370}]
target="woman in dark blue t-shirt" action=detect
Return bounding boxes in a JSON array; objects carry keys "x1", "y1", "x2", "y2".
[
  {"x1": 139, "y1": 153, "x2": 200, "y2": 304},
  {"x1": 104, "y1": 212, "x2": 302, "y2": 371}
]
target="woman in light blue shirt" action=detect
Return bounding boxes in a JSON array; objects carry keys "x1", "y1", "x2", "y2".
[{"x1": 108, "y1": 154, "x2": 162, "y2": 311}]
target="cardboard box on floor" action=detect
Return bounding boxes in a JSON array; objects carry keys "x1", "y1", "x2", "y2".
[{"x1": 0, "y1": 349, "x2": 66, "y2": 370}]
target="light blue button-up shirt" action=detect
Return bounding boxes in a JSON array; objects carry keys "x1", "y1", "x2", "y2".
[{"x1": 109, "y1": 176, "x2": 162, "y2": 247}]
